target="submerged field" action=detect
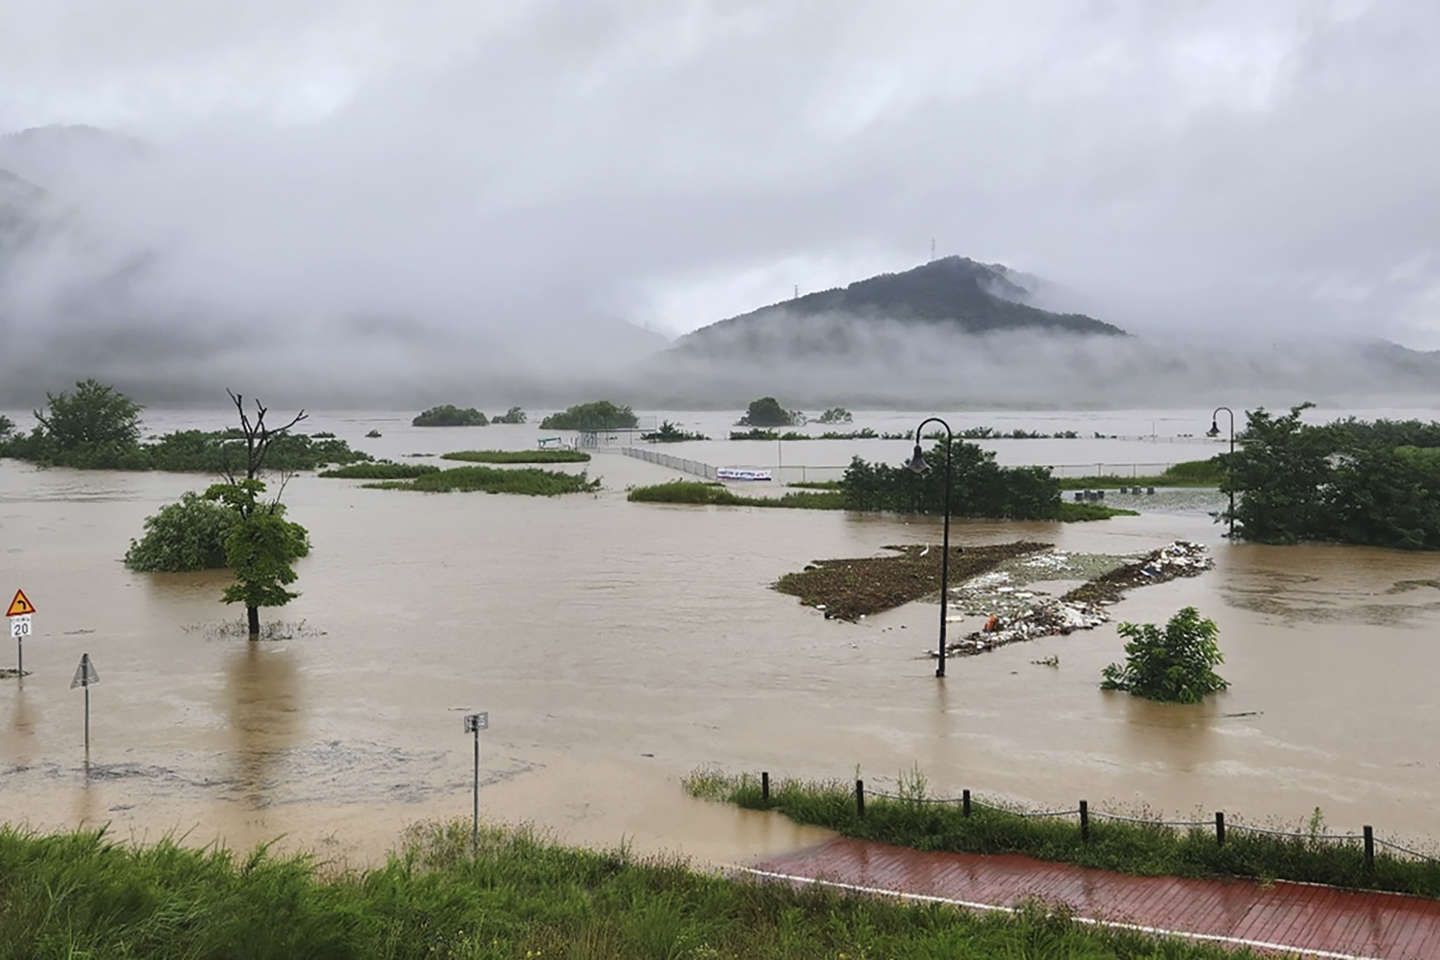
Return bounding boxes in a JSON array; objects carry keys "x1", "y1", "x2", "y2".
[{"x1": 0, "y1": 823, "x2": 1257, "y2": 959}]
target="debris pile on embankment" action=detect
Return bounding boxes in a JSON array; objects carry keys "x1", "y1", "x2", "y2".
[
  {"x1": 774, "y1": 541, "x2": 1050, "y2": 621},
  {"x1": 941, "y1": 540, "x2": 1213, "y2": 658}
]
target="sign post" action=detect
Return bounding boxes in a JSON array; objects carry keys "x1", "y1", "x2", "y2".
[
  {"x1": 463, "y1": 711, "x2": 489, "y2": 853},
  {"x1": 71, "y1": 653, "x2": 99, "y2": 752},
  {"x1": 5, "y1": 588, "x2": 35, "y2": 677}
]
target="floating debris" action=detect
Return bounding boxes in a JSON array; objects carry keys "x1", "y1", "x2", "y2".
[{"x1": 935, "y1": 541, "x2": 1214, "y2": 659}]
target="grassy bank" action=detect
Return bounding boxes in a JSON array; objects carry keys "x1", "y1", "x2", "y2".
[
  {"x1": 442, "y1": 449, "x2": 591, "y2": 464},
  {"x1": 631, "y1": 482, "x2": 1135, "y2": 520},
  {"x1": 687, "y1": 771, "x2": 1440, "y2": 900},
  {"x1": 367, "y1": 465, "x2": 599, "y2": 495},
  {"x1": 1057, "y1": 459, "x2": 1224, "y2": 490},
  {"x1": 0, "y1": 822, "x2": 1255, "y2": 959},
  {"x1": 320, "y1": 462, "x2": 440, "y2": 479},
  {"x1": 628, "y1": 481, "x2": 844, "y2": 509}
]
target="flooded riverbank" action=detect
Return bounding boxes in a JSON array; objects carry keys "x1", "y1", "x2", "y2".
[{"x1": 3, "y1": 407, "x2": 1440, "y2": 866}]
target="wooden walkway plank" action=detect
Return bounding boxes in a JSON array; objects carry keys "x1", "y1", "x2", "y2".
[{"x1": 749, "y1": 837, "x2": 1440, "y2": 959}]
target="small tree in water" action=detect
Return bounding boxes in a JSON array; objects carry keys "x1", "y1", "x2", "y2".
[
  {"x1": 1101, "y1": 606, "x2": 1228, "y2": 703},
  {"x1": 206, "y1": 392, "x2": 310, "y2": 638}
]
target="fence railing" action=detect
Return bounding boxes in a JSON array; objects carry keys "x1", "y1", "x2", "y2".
[
  {"x1": 756, "y1": 772, "x2": 1440, "y2": 871},
  {"x1": 621, "y1": 446, "x2": 717, "y2": 481}
]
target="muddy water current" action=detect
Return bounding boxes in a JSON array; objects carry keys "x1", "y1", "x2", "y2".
[{"x1": 2, "y1": 408, "x2": 1440, "y2": 865}]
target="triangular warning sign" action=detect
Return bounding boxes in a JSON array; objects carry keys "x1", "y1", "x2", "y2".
[{"x1": 5, "y1": 589, "x2": 34, "y2": 617}]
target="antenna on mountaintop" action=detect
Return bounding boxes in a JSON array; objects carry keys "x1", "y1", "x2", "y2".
[
  {"x1": 931, "y1": 237, "x2": 936, "y2": 261},
  {"x1": 793, "y1": 284, "x2": 799, "y2": 300}
]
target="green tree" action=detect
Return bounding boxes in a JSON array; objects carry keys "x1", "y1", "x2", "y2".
[
  {"x1": 492, "y1": 406, "x2": 527, "y2": 424},
  {"x1": 1101, "y1": 607, "x2": 1228, "y2": 703},
  {"x1": 538, "y1": 401, "x2": 638, "y2": 431},
  {"x1": 817, "y1": 406, "x2": 853, "y2": 424},
  {"x1": 413, "y1": 405, "x2": 488, "y2": 427},
  {"x1": 207, "y1": 479, "x2": 309, "y2": 636},
  {"x1": 23, "y1": 379, "x2": 144, "y2": 466},
  {"x1": 0, "y1": 413, "x2": 13, "y2": 442},
  {"x1": 737, "y1": 397, "x2": 801, "y2": 427},
  {"x1": 1224, "y1": 405, "x2": 1331, "y2": 543},
  {"x1": 211, "y1": 392, "x2": 311, "y2": 637}
]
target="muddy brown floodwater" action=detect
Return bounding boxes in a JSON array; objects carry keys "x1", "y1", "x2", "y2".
[{"x1": 3, "y1": 408, "x2": 1440, "y2": 868}]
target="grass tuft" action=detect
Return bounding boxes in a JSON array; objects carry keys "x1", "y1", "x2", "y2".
[
  {"x1": 319, "y1": 462, "x2": 441, "y2": 479},
  {"x1": 366, "y1": 465, "x2": 600, "y2": 496},
  {"x1": 628, "y1": 481, "x2": 845, "y2": 510}
]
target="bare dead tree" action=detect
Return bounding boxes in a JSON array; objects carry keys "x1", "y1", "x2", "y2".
[{"x1": 221, "y1": 390, "x2": 307, "y2": 507}]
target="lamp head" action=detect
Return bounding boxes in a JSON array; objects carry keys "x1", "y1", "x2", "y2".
[
  {"x1": 1206, "y1": 420, "x2": 1221, "y2": 438},
  {"x1": 905, "y1": 443, "x2": 929, "y2": 474}
]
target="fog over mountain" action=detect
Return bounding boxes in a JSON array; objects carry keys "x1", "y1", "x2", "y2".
[{"x1": 1, "y1": 3, "x2": 1439, "y2": 408}]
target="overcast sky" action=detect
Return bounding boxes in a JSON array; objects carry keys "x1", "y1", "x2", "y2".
[{"x1": 1, "y1": 0, "x2": 1438, "y2": 379}]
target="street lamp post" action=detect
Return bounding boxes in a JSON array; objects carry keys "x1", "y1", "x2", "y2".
[
  {"x1": 906, "y1": 418, "x2": 953, "y2": 678},
  {"x1": 1207, "y1": 406, "x2": 1235, "y2": 540}
]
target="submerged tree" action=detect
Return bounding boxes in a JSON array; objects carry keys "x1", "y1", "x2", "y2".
[
  {"x1": 1101, "y1": 607, "x2": 1227, "y2": 704},
  {"x1": 206, "y1": 392, "x2": 311, "y2": 638}
]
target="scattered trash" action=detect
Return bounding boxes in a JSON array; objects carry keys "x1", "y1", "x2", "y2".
[{"x1": 1030, "y1": 655, "x2": 1060, "y2": 668}]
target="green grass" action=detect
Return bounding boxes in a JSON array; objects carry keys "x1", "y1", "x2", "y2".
[
  {"x1": 320, "y1": 462, "x2": 441, "y2": 479},
  {"x1": 632, "y1": 483, "x2": 1136, "y2": 520},
  {"x1": 1055, "y1": 502, "x2": 1140, "y2": 521},
  {"x1": 687, "y1": 771, "x2": 1440, "y2": 900},
  {"x1": 442, "y1": 449, "x2": 591, "y2": 464},
  {"x1": 787, "y1": 480, "x2": 843, "y2": 490},
  {"x1": 1057, "y1": 459, "x2": 1224, "y2": 490},
  {"x1": 366, "y1": 465, "x2": 599, "y2": 496},
  {"x1": 628, "y1": 481, "x2": 846, "y2": 510},
  {"x1": 0, "y1": 822, "x2": 1259, "y2": 959}
]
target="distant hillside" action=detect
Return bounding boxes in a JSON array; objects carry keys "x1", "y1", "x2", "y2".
[{"x1": 674, "y1": 256, "x2": 1125, "y2": 356}]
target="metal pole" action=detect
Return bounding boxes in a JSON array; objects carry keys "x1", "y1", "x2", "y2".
[
  {"x1": 1227, "y1": 411, "x2": 1235, "y2": 540},
  {"x1": 16, "y1": 635, "x2": 20, "y2": 677},
  {"x1": 472, "y1": 725, "x2": 479, "y2": 853},
  {"x1": 937, "y1": 439, "x2": 951, "y2": 679},
  {"x1": 84, "y1": 683, "x2": 90, "y2": 752}
]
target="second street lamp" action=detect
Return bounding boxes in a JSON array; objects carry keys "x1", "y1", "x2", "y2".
[
  {"x1": 1207, "y1": 406, "x2": 1236, "y2": 540},
  {"x1": 907, "y1": 417, "x2": 953, "y2": 678}
]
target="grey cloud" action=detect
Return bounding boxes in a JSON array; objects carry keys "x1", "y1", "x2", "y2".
[{"x1": 0, "y1": 0, "x2": 1437, "y2": 407}]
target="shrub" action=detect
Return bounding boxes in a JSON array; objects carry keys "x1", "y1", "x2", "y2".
[
  {"x1": 816, "y1": 407, "x2": 853, "y2": 424},
  {"x1": 640, "y1": 420, "x2": 708, "y2": 442},
  {"x1": 1101, "y1": 606, "x2": 1228, "y2": 703},
  {"x1": 124, "y1": 493, "x2": 241, "y2": 572},
  {"x1": 538, "y1": 401, "x2": 637, "y2": 431},
  {"x1": 412, "y1": 405, "x2": 488, "y2": 427}
]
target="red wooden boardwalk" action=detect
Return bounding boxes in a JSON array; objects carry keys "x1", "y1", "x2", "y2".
[{"x1": 748, "y1": 837, "x2": 1440, "y2": 959}]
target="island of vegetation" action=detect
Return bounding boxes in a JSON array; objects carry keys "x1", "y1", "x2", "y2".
[
  {"x1": 736, "y1": 396, "x2": 803, "y2": 427},
  {"x1": 441, "y1": 449, "x2": 590, "y2": 464},
  {"x1": 411, "y1": 405, "x2": 488, "y2": 427},
  {"x1": 816, "y1": 406, "x2": 853, "y2": 424},
  {"x1": 627, "y1": 439, "x2": 1138, "y2": 523},
  {"x1": 365, "y1": 464, "x2": 599, "y2": 495},
  {"x1": 628, "y1": 481, "x2": 842, "y2": 510},
  {"x1": 1225, "y1": 405, "x2": 1440, "y2": 549},
  {"x1": 0, "y1": 821, "x2": 1241, "y2": 959},
  {"x1": 0, "y1": 380, "x2": 369, "y2": 473},
  {"x1": 490, "y1": 406, "x2": 527, "y2": 424},
  {"x1": 538, "y1": 400, "x2": 638, "y2": 431},
  {"x1": 641, "y1": 420, "x2": 708, "y2": 442}
]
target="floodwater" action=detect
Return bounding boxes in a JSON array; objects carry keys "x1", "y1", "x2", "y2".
[{"x1": 2, "y1": 407, "x2": 1440, "y2": 866}]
